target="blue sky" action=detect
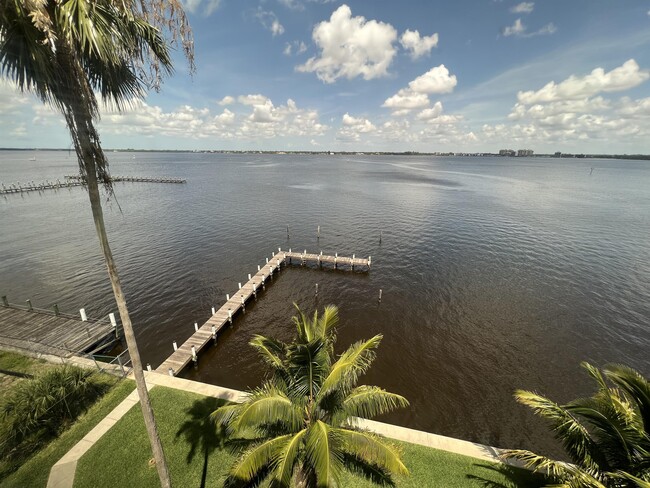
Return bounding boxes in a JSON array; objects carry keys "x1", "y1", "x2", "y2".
[{"x1": 1, "y1": 0, "x2": 650, "y2": 153}]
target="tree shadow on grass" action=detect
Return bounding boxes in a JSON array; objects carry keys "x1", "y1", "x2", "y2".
[
  {"x1": 176, "y1": 397, "x2": 229, "y2": 488},
  {"x1": 466, "y1": 462, "x2": 546, "y2": 488}
]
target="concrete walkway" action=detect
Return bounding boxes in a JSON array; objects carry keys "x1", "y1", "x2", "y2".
[{"x1": 47, "y1": 372, "x2": 511, "y2": 487}]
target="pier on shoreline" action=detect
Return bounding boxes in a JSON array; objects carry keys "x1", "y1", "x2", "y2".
[
  {"x1": 157, "y1": 248, "x2": 370, "y2": 376},
  {"x1": 0, "y1": 298, "x2": 119, "y2": 358},
  {"x1": 0, "y1": 175, "x2": 186, "y2": 195}
]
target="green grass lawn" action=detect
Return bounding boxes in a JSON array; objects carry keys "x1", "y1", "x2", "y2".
[
  {"x1": 0, "y1": 350, "x2": 56, "y2": 389},
  {"x1": 0, "y1": 377, "x2": 135, "y2": 488},
  {"x1": 74, "y1": 386, "x2": 543, "y2": 488}
]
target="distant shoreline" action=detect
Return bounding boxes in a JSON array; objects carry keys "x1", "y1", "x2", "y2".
[{"x1": 1, "y1": 147, "x2": 649, "y2": 160}]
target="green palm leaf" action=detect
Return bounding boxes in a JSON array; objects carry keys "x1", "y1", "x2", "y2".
[
  {"x1": 318, "y1": 335, "x2": 382, "y2": 401},
  {"x1": 274, "y1": 429, "x2": 308, "y2": 486},
  {"x1": 514, "y1": 389, "x2": 602, "y2": 473},
  {"x1": 605, "y1": 363, "x2": 650, "y2": 434},
  {"x1": 230, "y1": 434, "x2": 294, "y2": 482},
  {"x1": 333, "y1": 386, "x2": 409, "y2": 425},
  {"x1": 305, "y1": 420, "x2": 344, "y2": 487},
  {"x1": 333, "y1": 428, "x2": 408, "y2": 476}
]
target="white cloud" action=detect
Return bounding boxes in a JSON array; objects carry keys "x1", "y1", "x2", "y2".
[
  {"x1": 255, "y1": 8, "x2": 284, "y2": 36},
  {"x1": 517, "y1": 59, "x2": 650, "y2": 105},
  {"x1": 510, "y1": 2, "x2": 534, "y2": 14},
  {"x1": 382, "y1": 90, "x2": 430, "y2": 111},
  {"x1": 296, "y1": 4, "x2": 398, "y2": 83},
  {"x1": 94, "y1": 95, "x2": 327, "y2": 141},
  {"x1": 238, "y1": 94, "x2": 270, "y2": 106},
  {"x1": 408, "y1": 65, "x2": 457, "y2": 94},
  {"x1": 502, "y1": 18, "x2": 556, "y2": 37},
  {"x1": 382, "y1": 65, "x2": 457, "y2": 114},
  {"x1": 400, "y1": 29, "x2": 439, "y2": 60},
  {"x1": 415, "y1": 102, "x2": 444, "y2": 120},
  {"x1": 218, "y1": 96, "x2": 235, "y2": 106},
  {"x1": 278, "y1": 0, "x2": 334, "y2": 10},
  {"x1": 338, "y1": 112, "x2": 376, "y2": 141},
  {"x1": 182, "y1": 0, "x2": 221, "y2": 16}
]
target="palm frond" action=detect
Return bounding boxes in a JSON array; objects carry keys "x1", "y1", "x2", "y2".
[
  {"x1": 250, "y1": 335, "x2": 287, "y2": 372},
  {"x1": 514, "y1": 389, "x2": 602, "y2": 473},
  {"x1": 501, "y1": 449, "x2": 607, "y2": 487},
  {"x1": 318, "y1": 335, "x2": 382, "y2": 401},
  {"x1": 274, "y1": 429, "x2": 307, "y2": 486},
  {"x1": 333, "y1": 427, "x2": 408, "y2": 476},
  {"x1": 232, "y1": 387, "x2": 303, "y2": 434},
  {"x1": 305, "y1": 420, "x2": 344, "y2": 487},
  {"x1": 332, "y1": 386, "x2": 409, "y2": 425},
  {"x1": 229, "y1": 434, "x2": 293, "y2": 483},
  {"x1": 605, "y1": 363, "x2": 650, "y2": 434}
]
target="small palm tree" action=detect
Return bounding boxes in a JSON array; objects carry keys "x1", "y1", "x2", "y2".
[
  {"x1": 1, "y1": 2, "x2": 193, "y2": 486},
  {"x1": 504, "y1": 362, "x2": 650, "y2": 487},
  {"x1": 212, "y1": 305, "x2": 410, "y2": 487}
]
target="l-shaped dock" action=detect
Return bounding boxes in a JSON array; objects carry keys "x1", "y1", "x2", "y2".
[{"x1": 157, "y1": 249, "x2": 370, "y2": 375}]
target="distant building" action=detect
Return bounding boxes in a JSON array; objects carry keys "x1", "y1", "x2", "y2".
[
  {"x1": 517, "y1": 149, "x2": 534, "y2": 156},
  {"x1": 499, "y1": 149, "x2": 516, "y2": 156},
  {"x1": 554, "y1": 152, "x2": 562, "y2": 157}
]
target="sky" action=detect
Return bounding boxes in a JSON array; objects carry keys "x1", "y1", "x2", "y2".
[{"x1": 1, "y1": 0, "x2": 650, "y2": 153}]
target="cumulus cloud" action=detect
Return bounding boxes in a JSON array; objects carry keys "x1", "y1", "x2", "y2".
[
  {"x1": 510, "y1": 2, "x2": 534, "y2": 14},
  {"x1": 517, "y1": 59, "x2": 650, "y2": 105},
  {"x1": 93, "y1": 94, "x2": 327, "y2": 141},
  {"x1": 296, "y1": 4, "x2": 398, "y2": 83},
  {"x1": 338, "y1": 112, "x2": 376, "y2": 141},
  {"x1": 502, "y1": 18, "x2": 556, "y2": 37},
  {"x1": 255, "y1": 8, "x2": 284, "y2": 36},
  {"x1": 182, "y1": 0, "x2": 221, "y2": 16},
  {"x1": 484, "y1": 60, "x2": 650, "y2": 148},
  {"x1": 218, "y1": 96, "x2": 235, "y2": 106},
  {"x1": 382, "y1": 65, "x2": 457, "y2": 114},
  {"x1": 400, "y1": 29, "x2": 439, "y2": 60},
  {"x1": 415, "y1": 102, "x2": 444, "y2": 120}
]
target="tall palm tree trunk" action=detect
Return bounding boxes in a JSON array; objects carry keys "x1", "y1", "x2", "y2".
[{"x1": 60, "y1": 48, "x2": 172, "y2": 488}]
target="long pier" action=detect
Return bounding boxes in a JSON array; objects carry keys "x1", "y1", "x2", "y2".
[
  {"x1": 0, "y1": 175, "x2": 186, "y2": 195},
  {"x1": 0, "y1": 300, "x2": 118, "y2": 358},
  {"x1": 157, "y1": 248, "x2": 370, "y2": 376},
  {"x1": 63, "y1": 175, "x2": 186, "y2": 184}
]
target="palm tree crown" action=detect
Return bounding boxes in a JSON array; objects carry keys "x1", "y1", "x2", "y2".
[
  {"x1": 213, "y1": 305, "x2": 410, "y2": 487},
  {"x1": 505, "y1": 362, "x2": 650, "y2": 488}
]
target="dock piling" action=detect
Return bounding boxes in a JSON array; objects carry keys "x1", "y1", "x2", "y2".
[
  {"x1": 173, "y1": 341, "x2": 178, "y2": 351},
  {"x1": 211, "y1": 326, "x2": 217, "y2": 343},
  {"x1": 80, "y1": 308, "x2": 87, "y2": 322},
  {"x1": 147, "y1": 364, "x2": 152, "y2": 372},
  {"x1": 168, "y1": 368, "x2": 174, "y2": 376},
  {"x1": 26, "y1": 299, "x2": 33, "y2": 311},
  {"x1": 378, "y1": 289, "x2": 383, "y2": 302},
  {"x1": 194, "y1": 322, "x2": 199, "y2": 332},
  {"x1": 315, "y1": 283, "x2": 318, "y2": 296},
  {"x1": 53, "y1": 303, "x2": 60, "y2": 316},
  {"x1": 211, "y1": 306, "x2": 216, "y2": 315}
]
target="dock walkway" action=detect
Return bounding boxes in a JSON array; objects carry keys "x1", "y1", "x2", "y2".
[
  {"x1": 157, "y1": 248, "x2": 370, "y2": 375},
  {"x1": 0, "y1": 304, "x2": 116, "y2": 358}
]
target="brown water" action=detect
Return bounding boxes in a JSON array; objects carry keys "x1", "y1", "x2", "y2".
[{"x1": 1, "y1": 151, "x2": 649, "y2": 455}]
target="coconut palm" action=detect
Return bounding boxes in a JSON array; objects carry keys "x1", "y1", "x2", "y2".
[
  {"x1": 0, "y1": 2, "x2": 193, "y2": 486},
  {"x1": 212, "y1": 305, "x2": 410, "y2": 487},
  {"x1": 504, "y1": 362, "x2": 650, "y2": 487}
]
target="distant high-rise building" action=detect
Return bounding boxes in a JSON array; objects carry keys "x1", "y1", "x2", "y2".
[
  {"x1": 499, "y1": 149, "x2": 516, "y2": 156},
  {"x1": 517, "y1": 149, "x2": 534, "y2": 156}
]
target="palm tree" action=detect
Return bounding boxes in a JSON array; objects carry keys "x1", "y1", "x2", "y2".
[
  {"x1": 504, "y1": 362, "x2": 650, "y2": 487},
  {"x1": 0, "y1": 2, "x2": 193, "y2": 486},
  {"x1": 212, "y1": 305, "x2": 410, "y2": 487}
]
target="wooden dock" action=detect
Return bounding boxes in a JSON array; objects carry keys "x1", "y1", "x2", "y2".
[
  {"x1": 0, "y1": 175, "x2": 186, "y2": 195},
  {"x1": 157, "y1": 248, "x2": 370, "y2": 376},
  {"x1": 0, "y1": 304, "x2": 117, "y2": 358},
  {"x1": 63, "y1": 175, "x2": 186, "y2": 184}
]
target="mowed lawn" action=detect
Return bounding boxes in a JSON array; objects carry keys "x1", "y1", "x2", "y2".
[{"x1": 74, "y1": 386, "x2": 543, "y2": 488}]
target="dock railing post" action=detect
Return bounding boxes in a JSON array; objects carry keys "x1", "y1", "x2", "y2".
[
  {"x1": 147, "y1": 363, "x2": 152, "y2": 372},
  {"x1": 109, "y1": 312, "x2": 118, "y2": 338},
  {"x1": 191, "y1": 346, "x2": 198, "y2": 366},
  {"x1": 194, "y1": 322, "x2": 199, "y2": 332},
  {"x1": 173, "y1": 341, "x2": 178, "y2": 351},
  {"x1": 211, "y1": 326, "x2": 217, "y2": 344},
  {"x1": 168, "y1": 367, "x2": 174, "y2": 376},
  {"x1": 80, "y1": 308, "x2": 87, "y2": 321}
]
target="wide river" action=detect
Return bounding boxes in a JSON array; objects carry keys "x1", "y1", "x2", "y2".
[{"x1": 1, "y1": 151, "x2": 649, "y2": 455}]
